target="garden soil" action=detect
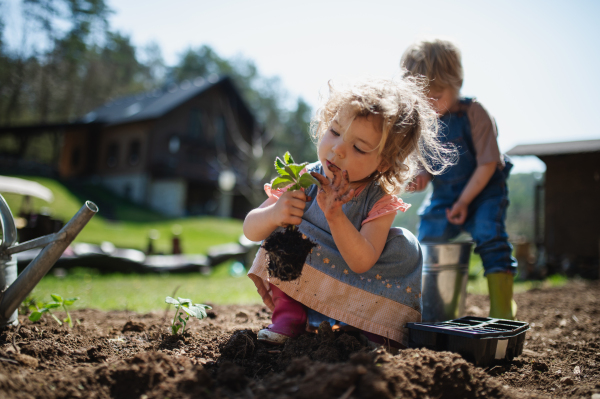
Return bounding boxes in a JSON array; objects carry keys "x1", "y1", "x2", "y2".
[{"x1": 0, "y1": 279, "x2": 598, "y2": 399}]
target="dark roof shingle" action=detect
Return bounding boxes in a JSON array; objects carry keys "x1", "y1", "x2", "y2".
[
  {"x1": 80, "y1": 76, "x2": 225, "y2": 126},
  {"x1": 507, "y1": 139, "x2": 600, "y2": 156}
]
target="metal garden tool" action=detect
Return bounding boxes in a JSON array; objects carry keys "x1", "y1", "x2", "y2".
[{"x1": 0, "y1": 194, "x2": 98, "y2": 327}]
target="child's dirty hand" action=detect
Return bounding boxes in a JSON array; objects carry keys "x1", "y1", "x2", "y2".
[
  {"x1": 446, "y1": 201, "x2": 468, "y2": 225},
  {"x1": 271, "y1": 190, "x2": 309, "y2": 227},
  {"x1": 310, "y1": 163, "x2": 354, "y2": 220}
]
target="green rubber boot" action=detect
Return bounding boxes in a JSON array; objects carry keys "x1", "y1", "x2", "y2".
[{"x1": 487, "y1": 272, "x2": 518, "y2": 320}]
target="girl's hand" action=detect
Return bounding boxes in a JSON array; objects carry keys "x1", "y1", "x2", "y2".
[
  {"x1": 270, "y1": 190, "x2": 310, "y2": 227},
  {"x1": 407, "y1": 171, "x2": 431, "y2": 192},
  {"x1": 310, "y1": 164, "x2": 354, "y2": 220},
  {"x1": 446, "y1": 201, "x2": 468, "y2": 225}
]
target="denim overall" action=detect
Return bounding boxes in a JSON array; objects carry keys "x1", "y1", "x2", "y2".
[{"x1": 417, "y1": 98, "x2": 517, "y2": 275}]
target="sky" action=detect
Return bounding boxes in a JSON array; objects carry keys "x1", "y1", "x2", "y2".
[{"x1": 6, "y1": 0, "x2": 600, "y2": 173}]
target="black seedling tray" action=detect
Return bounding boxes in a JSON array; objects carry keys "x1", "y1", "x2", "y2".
[{"x1": 406, "y1": 316, "x2": 530, "y2": 367}]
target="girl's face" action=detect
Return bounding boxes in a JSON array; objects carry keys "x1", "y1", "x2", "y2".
[{"x1": 318, "y1": 109, "x2": 385, "y2": 187}]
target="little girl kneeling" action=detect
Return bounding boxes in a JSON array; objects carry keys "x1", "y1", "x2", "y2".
[{"x1": 243, "y1": 77, "x2": 453, "y2": 348}]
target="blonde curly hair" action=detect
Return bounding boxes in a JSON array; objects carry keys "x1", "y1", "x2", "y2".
[{"x1": 310, "y1": 76, "x2": 456, "y2": 195}]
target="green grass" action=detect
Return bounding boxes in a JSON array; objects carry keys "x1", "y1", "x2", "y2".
[
  {"x1": 30, "y1": 263, "x2": 262, "y2": 313},
  {"x1": 5, "y1": 176, "x2": 571, "y2": 313},
  {"x1": 4, "y1": 176, "x2": 258, "y2": 312},
  {"x1": 2, "y1": 176, "x2": 243, "y2": 254}
]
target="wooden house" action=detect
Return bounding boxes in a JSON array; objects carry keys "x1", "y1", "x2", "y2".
[
  {"x1": 507, "y1": 139, "x2": 600, "y2": 277},
  {"x1": 0, "y1": 76, "x2": 267, "y2": 219}
]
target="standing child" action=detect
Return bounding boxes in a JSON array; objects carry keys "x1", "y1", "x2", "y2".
[
  {"x1": 244, "y1": 77, "x2": 454, "y2": 347},
  {"x1": 401, "y1": 38, "x2": 518, "y2": 320}
]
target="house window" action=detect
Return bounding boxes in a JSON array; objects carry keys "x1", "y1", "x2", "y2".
[
  {"x1": 106, "y1": 142, "x2": 119, "y2": 167},
  {"x1": 128, "y1": 140, "x2": 141, "y2": 166},
  {"x1": 169, "y1": 135, "x2": 180, "y2": 154},
  {"x1": 71, "y1": 147, "x2": 81, "y2": 168},
  {"x1": 124, "y1": 184, "x2": 132, "y2": 200},
  {"x1": 215, "y1": 115, "x2": 227, "y2": 150},
  {"x1": 189, "y1": 109, "x2": 203, "y2": 139}
]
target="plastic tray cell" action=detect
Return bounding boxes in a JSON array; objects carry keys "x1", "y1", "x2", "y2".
[{"x1": 406, "y1": 317, "x2": 530, "y2": 367}]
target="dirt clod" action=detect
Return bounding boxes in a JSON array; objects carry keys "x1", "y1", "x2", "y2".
[
  {"x1": 532, "y1": 361, "x2": 549, "y2": 372},
  {"x1": 122, "y1": 320, "x2": 146, "y2": 332},
  {"x1": 560, "y1": 376, "x2": 575, "y2": 385},
  {"x1": 13, "y1": 353, "x2": 38, "y2": 368}
]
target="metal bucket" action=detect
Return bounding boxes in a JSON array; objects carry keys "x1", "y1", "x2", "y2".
[{"x1": 421, "y1": 242, "x2": 473, "y2": 322}]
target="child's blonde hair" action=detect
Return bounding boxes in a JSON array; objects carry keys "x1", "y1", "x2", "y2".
[
  {"x1": 401, "y1": 38, "x2": 463, "y2": 93},
  {"x1": 310, "y1": 77, "x2": 455, "y2": 194}
]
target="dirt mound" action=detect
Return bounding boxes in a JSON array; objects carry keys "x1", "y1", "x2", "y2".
[{"x1": 0, "y1": 280, "x2": 598, "y2": 398}]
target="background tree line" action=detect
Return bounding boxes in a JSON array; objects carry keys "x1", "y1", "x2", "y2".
[{"x1": 0, "y1": 0, "x2": 315, "y2": 161}]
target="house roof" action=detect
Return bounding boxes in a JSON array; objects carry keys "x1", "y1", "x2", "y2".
[
  {"x1": 78, "y1": 75, "x2": 231, "y2": 126},
  {"x1": 507, "y1": 139, "x2": 600, "y2": 156},
  {"x1": 0, "y1": 75, "x2": 258, "y2": 135}
]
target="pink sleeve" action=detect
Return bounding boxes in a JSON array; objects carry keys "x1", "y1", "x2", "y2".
[
  {"x1": 264, "y1": 167, "x2": 309, "y2": 199},
  {"x1": 361, "y1": 195, "x2": 411, "y2": 226},
  {"x1": 264, "y1": 184, "x2": 286, "y2": 199}
]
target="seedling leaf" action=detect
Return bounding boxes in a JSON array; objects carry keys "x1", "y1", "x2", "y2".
[
  {"x1": 287, "y1": 163, "x2": 308, "y2": 177},
  {"x1": 51, "y1": 294, "x2": 63, "y2": 302},
  {"x1": 284, "y1": 165, "x2": 296, "y2": 178},
  {"x1": 284, "y1": 151, "x2": 295, "y2": 164},
  {"x1": 45, "y1": 303, "x2": 61, "y2": 309},
  {"x1": 177, "y1": 297, "x2": 192, "y2": 306},
  {"x1": 182, "y1": 304, "x2": 209, "y2": 319},
  {"x1": 271, "y1": 176, "x2": 294, "y2": 190},
  {"x1": 29, "y1": 312, "x2": 43, "y2": 322},
  {"x1": 299, "y1": 173, "x2": 320, "y2": 188},
  {"x1": 165, "y1": 296, "x2": 179, "y2": 305},
  {"x1": 64, "y1": 298, "x2": 79, "y2": 306},
  {"x1": 274, "y1": 158, "x2": 290, "y2": 177}
]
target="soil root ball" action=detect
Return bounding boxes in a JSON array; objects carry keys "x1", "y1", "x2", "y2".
[{"x1": 262, "y1": 226, "x2": 316, "y2": 281}]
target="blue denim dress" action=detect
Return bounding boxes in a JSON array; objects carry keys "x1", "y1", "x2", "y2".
[{"x1": 417, "y1": 98, "x2": 517, "y2": 275}]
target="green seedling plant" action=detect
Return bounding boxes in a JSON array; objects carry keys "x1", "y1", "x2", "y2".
[
  {"x1": 29, "y1": 294, "x2": 79, "y2": 328},
  {"x1": 270, "y1": 152, "x2": 321, "y2": 217},
  {"x1": 165, "y1": 296, "x2": 211, "y2": 335},
  {"x1": 262, "y1": 152, "x2": 320, "y2": 281}
]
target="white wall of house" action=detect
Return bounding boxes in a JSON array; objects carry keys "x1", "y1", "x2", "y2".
[
  {"x1": 148, "y1": 179, "x2": 187, "y2": 217},
  {"x1": 101, "y1": 173, "x2": 150, "y2": 205}
]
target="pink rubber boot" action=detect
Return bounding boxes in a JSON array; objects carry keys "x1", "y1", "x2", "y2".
[{"x1": 258, "y1": 284, "x2": 307, "y2": 344}]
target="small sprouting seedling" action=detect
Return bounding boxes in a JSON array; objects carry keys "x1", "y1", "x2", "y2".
[
  {"x1": 165, "y1": 296, "x2": 211, "y2": 335},
  {"x1": 29, "y1": 294, "x2": 79, "y2": 328},
  {"x1": 19, "y1": 296, "x2": 37, "y2": 315}
]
